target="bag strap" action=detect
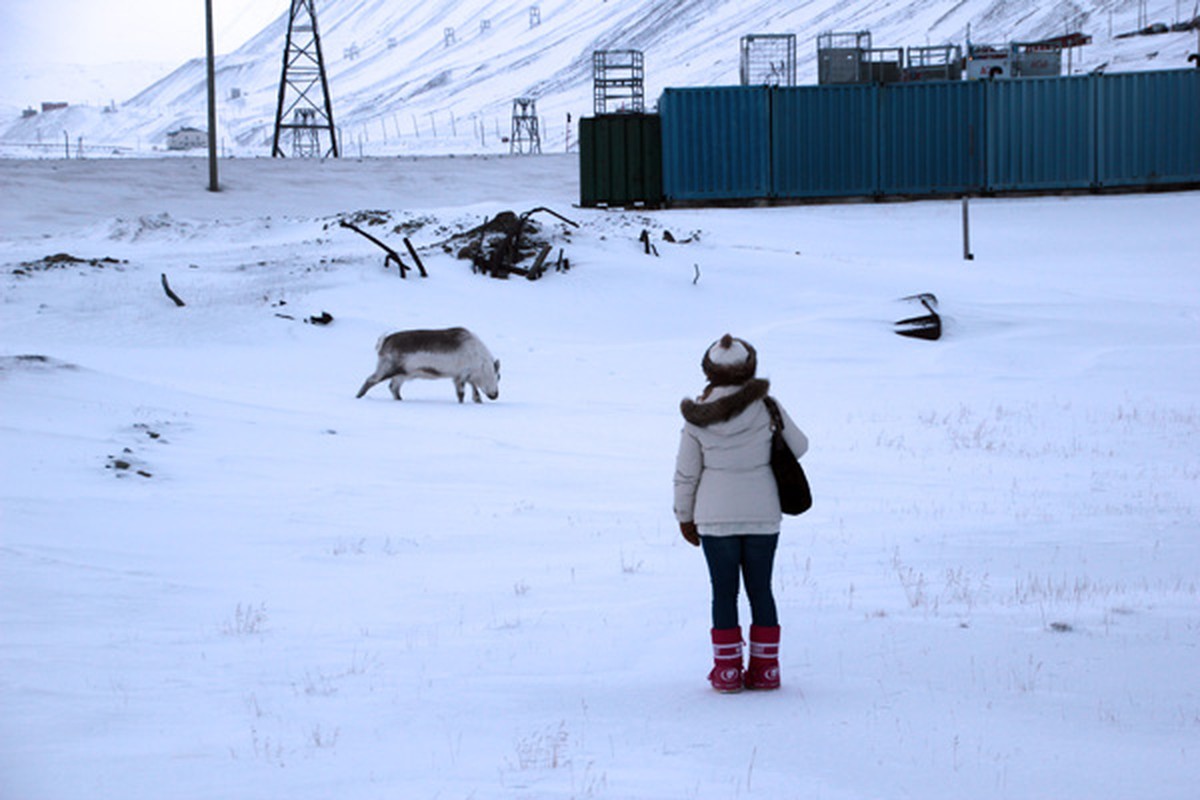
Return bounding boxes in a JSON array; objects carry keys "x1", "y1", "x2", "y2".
[{"x1": 762, "y1": 396, "x2": 783, "y2": 433}]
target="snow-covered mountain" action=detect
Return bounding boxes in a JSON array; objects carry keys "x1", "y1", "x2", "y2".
[{"x1": 3, "y1": 0, "x2": 1198, "y2": 157}]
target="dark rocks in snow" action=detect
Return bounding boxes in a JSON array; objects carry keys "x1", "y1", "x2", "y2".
[
  {"x1": 339, "y1": 209, "x2": 392, "y2": 228},
  {"x1": 106, "y1": 448, "x2": 152, "y2": 479},
  {"x1": 273, "y1": 308, "x2": 334, "y2": 325},
  {"x1": 106, "y1": 423, "x2": 173, "y2": 479},
  {"x1": 0, "y1": 355, "x2": 79, "y2": 373},
  {"x1": 13, "y1": 253, "x2": 127, "y2": 276}
]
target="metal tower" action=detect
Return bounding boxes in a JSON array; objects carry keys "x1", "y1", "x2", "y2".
[
  {"x1": 272, "y1": 0, "x2": 339, "y2": 158},
  {"x1": 510, "y1": 98, "x2": 541, "y2": 155}
]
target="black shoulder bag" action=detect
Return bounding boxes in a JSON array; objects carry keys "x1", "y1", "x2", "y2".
[{"x1": 763, "y1": 396, "x2": 812, "y2": 515}]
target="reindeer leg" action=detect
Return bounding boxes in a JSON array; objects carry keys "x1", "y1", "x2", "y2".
[
  {"x1": 357, "y1": 365, "x2": 403, "y2": 399},
  {"x1": 453, "y1": 376, "x2": 466, "y2": 403},
  {"x1": 388, "y1": 376, "x2": 405, "y2": 400},
  {"x1": 356, "y1": 374, "x2": 382, "y2": 399}
]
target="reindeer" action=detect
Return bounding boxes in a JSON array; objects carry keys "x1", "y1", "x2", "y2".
[{"x1": 355, "y1": 327, "x2": 500, "y2": 403}]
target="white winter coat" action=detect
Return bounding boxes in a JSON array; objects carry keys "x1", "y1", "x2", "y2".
[{"x1": 673, "y1": 379, "x2": 809, "y2": 536}]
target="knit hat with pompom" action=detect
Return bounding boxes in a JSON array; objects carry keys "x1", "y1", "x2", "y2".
[{"x1": 701, "y1": 334, "x2": 757, "y2": 386}]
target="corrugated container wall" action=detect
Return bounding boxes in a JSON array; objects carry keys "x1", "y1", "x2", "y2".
[
  {"x1": 986, "y1": 76, "x2": 1095, "y2": 191},
  {"x1": 1095, "y1": 69, "x2": 1200, "y2": 187},
  {"x1": 878, "y1": 81, "x2": 987, "y2": 195},
  {"x1": 578, "y1": 114, "x2": 663, "y2": 207},
  {"x1": 660, "y1": 87, "x2": 771, "y2": 201},
  {"x1": 772, "y1": 85, "x2": 877, "y2": 198}
]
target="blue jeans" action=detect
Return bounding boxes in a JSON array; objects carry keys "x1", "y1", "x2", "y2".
[{"x1": 700, "y1": 534, "x2": 780, "y2": 629}]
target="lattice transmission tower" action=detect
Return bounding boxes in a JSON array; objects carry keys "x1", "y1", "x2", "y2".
[
  {"x1": 272, "y1": 0, "x2": 339, "y2": 158},
  {"x1": 510, "y1": 98, "x2": 542, "y2": 154}
]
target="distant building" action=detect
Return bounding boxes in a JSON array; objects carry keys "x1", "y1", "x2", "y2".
[
  {"x1": 22, "y1": 107, "x2": 38, "y2": 118},
  {"x1": 41, "y1": 102, "x2": 68, "y2": 112},
  {"x1": 166, "y1": 127, "x2": 207, "y2": 150}
]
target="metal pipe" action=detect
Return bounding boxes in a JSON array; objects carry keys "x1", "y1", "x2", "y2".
[{"x1": 962, "y1": 196, "x2": 974, "y2": 260}]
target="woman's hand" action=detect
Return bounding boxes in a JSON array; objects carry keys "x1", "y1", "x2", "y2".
[{"x1": 679, "y1": 521, "x2": 700, "y2": 547}]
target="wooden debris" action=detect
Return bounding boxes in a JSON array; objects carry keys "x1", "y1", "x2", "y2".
[
  {"x1": 339, "y1": 219, "x2": 426, "y2": 278},
  {"x1": 639, "y1": 229, "x2": 659, "y2": 256},
  {"x1": 452, "y1": 206, "x2": 578, "y2": 280},
  {"x1": 160, "y1": 273, "x2": 186, "y2": 307}
]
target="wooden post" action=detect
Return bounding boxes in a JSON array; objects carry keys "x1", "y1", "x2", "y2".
[{"x1": 403, "y1": 238, "x2": 428, "y2": 278}]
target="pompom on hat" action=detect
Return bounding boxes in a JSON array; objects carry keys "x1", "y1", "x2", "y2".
[{"x1": 701, "y1": 334, "x2": 758, "y2": 386}]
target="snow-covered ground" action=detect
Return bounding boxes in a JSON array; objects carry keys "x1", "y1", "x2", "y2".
[{"x1": 1, "y1": 155, "x2": 1198, "y2": 799}]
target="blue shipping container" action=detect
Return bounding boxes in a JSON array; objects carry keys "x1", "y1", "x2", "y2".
[
  {"x1": 660, "y1": 87, "x2": 770, "y2": 201},
  {"x1": 651, "y1": 70, "x2": 1198, "y2": 203},
  {"x1": 1095, "y1": 69, "x2": 1200, "y2": 187}
]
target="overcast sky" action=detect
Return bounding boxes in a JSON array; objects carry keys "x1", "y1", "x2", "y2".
[{"x1": 1, "y1": 1, "x2": 280, "y2": 66}]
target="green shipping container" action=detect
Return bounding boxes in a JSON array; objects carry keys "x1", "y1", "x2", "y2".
[{"x1": 579, "y1": 114, "x2": 663, "y2": 207}]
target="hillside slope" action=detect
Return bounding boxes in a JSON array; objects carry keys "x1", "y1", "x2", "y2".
[{"x1": 3, "y1": 0, "x2": 1197, "y2": 156}]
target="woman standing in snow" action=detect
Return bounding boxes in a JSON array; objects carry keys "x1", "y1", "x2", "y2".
[{"x1": 673, "y1": 334, "x2": 809, "y2": 693}]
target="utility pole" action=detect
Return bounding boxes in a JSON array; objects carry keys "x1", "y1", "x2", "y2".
[{"x1": 205, "y1": 0, "x2": 220, "y2": 190}]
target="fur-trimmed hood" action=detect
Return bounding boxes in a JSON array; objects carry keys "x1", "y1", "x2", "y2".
[{"x1": 680, "y1": 378, "x2": 770, "y2": 428}]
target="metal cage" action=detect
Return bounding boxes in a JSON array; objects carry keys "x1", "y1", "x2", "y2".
[
  {"x1": 593, "y1": 50, "x2": 645, "y2": 114},
  {"x1": 740, "y1": 34, "x2": 797, "y2": 86}
]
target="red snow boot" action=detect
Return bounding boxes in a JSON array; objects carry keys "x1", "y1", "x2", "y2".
[
  {"x1": 708, "y1": 627, "x2": 744, "y2": 693},
  {"x1": 744, "y1": 625, "x2": 781, "y2": 690}
]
